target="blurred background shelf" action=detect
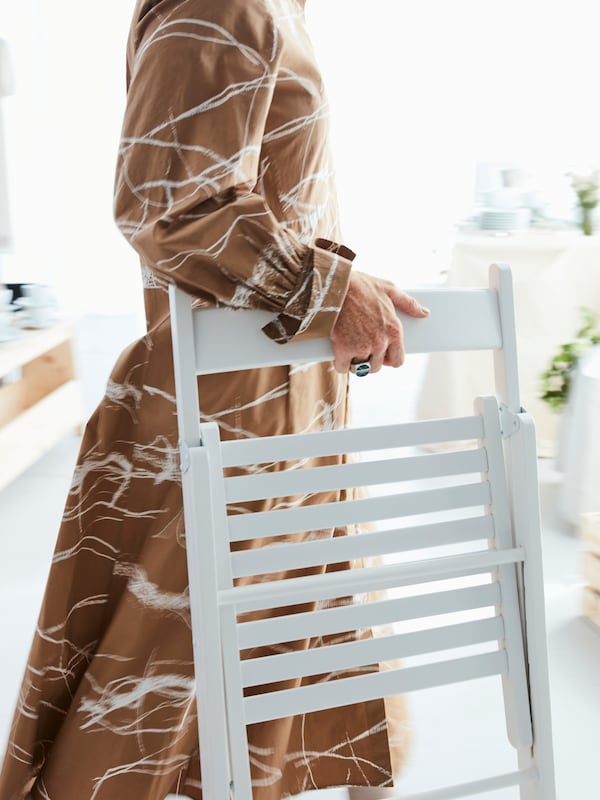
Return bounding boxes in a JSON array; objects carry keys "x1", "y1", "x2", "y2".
[{"x1": 0, "y1": 321, "x2": 84, "y2": 490}]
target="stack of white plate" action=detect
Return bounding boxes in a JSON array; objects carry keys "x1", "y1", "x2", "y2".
[{"x1": 479, "y1": 208, "x2": 531, "y2": 231}]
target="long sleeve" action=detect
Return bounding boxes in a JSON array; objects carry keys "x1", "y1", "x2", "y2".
[{"x1": 114, "y1": 0, "x2": 353, "y2": 343}]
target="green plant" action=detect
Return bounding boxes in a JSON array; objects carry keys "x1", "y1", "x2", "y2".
[
  {"x1": 540, "y1": 307, "x2": 600, "y2": 411},
  {"x1": 568, "y1": 170, "x2": 600, "y2": 235}
]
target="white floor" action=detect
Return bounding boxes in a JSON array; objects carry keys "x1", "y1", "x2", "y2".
[{"x1": 0, "y1": 320, "x2": 599, "y2": 798}]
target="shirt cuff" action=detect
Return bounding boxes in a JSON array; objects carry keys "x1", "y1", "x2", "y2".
[{"x1": 262, "y1": 238, "x2": 355, "y2": 344}]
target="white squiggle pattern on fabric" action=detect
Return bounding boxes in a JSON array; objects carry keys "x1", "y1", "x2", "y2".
[{"x1": 114, "y1": 564, "x2": 191, "y2": 627}]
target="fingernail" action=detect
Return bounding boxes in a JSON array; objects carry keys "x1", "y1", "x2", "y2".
[{"x1": 420, "y1": 305, "x2": 430, "y2": 315}]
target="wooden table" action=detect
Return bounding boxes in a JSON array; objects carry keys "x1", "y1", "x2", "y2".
[{"x1": 0, "y1": 321, "x2": 84, "y2": 489}]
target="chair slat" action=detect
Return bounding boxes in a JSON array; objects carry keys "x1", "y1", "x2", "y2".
[
  {"x1": 236, "y1": 582, "x2": 502, "y2": 649},
  {"x1": 241, "y1": 616, "x2": 505, "y2": 687},
  {"x1": 243, "y1": 650, "x2": 508, "y2": 724},
  {"x1": 228, "y1": 481, "x2": 491, "y2": 542},
  {"x1": 224, "y1": 447, "x2": 489, "y2": 503},
  {"x1": 231, "y1": 514, "x2": 494, "y2": 579},
  {"x1": 222, "y1": 547, "x2": 523, "y2": 614},
  {"x1": 392, "y1": 768, "x2": 537, "y2": 800},
  {"x1": 220, "y1": 416, "x2": 484, "y2": 468}
]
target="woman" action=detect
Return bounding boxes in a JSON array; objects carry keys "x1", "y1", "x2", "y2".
[{"x1": 0, "y1": 1, "x2": 427, "y2": 798}]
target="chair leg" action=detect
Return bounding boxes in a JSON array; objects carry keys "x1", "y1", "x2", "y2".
[{"x1": 518, "y1": 782, "x2": 542, "y2": 800}]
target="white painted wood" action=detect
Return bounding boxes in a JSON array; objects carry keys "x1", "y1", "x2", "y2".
[
  {"x1": 228, "y1": 481, "x2": 492, "y2": 542},
  {"x1": 181, "y1": 448, "x2": 232, "y2": 798},
  {"x1": 224, "y1": 447, "x2": 488, "y2": 503},
  {"x1": 243, "y1": 651, "x2": 508, "y2": 724},
  {"x1": 237, "y1": 582, "x2": 502, "y2": 650},
  {"x1": 220, "y1": 416, "x2": 485, "y2": 467},
  {"x1": 198, "y1": 423, "x2": 235, "y2": 591},
  {"x1": 477, "y1": 397, "x2": 533, "y2": 750},
  {"x1": 191, "y1": 289, "x2": 502, "y2": 375},
  {"x1": 507, "y1": 413, "x2": 557, "y2": 799},
  {"x1": 219, "y1": 608, "x2": 253, "y2": 800},
  {"x1": 490, "y1": 263, "x2": 521, "y2": 413},
  {"x1": 169, "y1": 285, "x2": 202, "y2": 447},
  {"x1": 221, "y1": 548, "x2": 524, "y2": 615},
  {"x1": 366, "y1": 768, "x2": 537, "y2": 800},
  {"x1": 240, "y1": 616, "x2": 505, "y2": 687},
  {"x1": 196, "y1": 423, "x2": 253, "y2": 799},
  {"x1": 169, "y1": 265, "x2": 556, "y2": 798},
  {"x1": 230, "y1": 515, "x2": 495, "y2": 578}
]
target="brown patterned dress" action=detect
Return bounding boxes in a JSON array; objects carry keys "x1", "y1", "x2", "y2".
[{"x1": 0, "y1": 1, "x2": 408, "y2": 798}]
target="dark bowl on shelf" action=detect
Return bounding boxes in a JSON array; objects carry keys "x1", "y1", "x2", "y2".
[{"x1": 4, "y1": 283, "x2": 34, "y2": 305}]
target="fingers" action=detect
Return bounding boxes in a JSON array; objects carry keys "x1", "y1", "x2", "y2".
[
  {"x1": 332, "y1": 349, "x2": 349, "y2": 374},
  {"x1": 366, "y1": 352, "x2": 384, "y2": 374},
  {"x1": 383, "y1": 330, "x2": 405, "y2": 368},
  {"x1": 333, "y1": 355, "x2": 350, "y2": 374},
  {"x1": 333, "y1": 323, "x2": 404, "y2": 374},
  {"x1": 386, "y1": 285, "x2": 430, "y2": 318},
  {"x1": 330, "y1": 271, "x2": 427, "y2": 373},
  {"x1": 333, "y1": 342, "x2": 364, "y2": 374},
  {"x1": 371, "y1": 297, "x2": 402, "y2": 371},
  {"x1": 332, "y1": 326, "x2": 370, "y2": 372}
]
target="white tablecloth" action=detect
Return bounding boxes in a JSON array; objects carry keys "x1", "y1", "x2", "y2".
[
  {"x1": 559, "y1": 348, "x2": 600, "y2": 523},
  {"x1": 417, "y1": 230, "x2": 600, "y2": 457}
]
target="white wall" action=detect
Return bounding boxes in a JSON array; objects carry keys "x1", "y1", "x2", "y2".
[
  {"x1": 308, "y1": 0, "x2": 600, "y2": 283},
  {"x1": 1, "y1": 0, "x2": 599, "y2": 310},
  {"x1": 0, "y1": 0, "x2": 142, "y2": 313}
]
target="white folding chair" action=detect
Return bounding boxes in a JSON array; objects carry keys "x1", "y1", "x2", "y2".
[{"x1": 169, "y1": 263, "x2": 556, "y2": 800}]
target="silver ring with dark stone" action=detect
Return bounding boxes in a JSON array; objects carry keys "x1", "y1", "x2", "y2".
[{"x1": 349, "y1": 360, "x2": 371, "y2": 377}]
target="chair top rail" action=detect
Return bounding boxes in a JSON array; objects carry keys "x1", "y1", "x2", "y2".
[
  {"x1": 230, "y1": 514, "x2": 495, "y2": 579},
  {"x1": 220, "y1": 546, "x2": 524, "y2": 614},
  {"x1": 243, "y1": 650, "x2": 508, "y2": 725},
  {"x1": 240, "y1": 615, "x2": 505, "y2": 688},
  {"x1": 224, "y1": 447, "x2": 489, "y2": 504},
  {"x1": 227, "y1": 480, "x2": 491, "y2": 542},
  {"x1": 190, "y1": 287, "x2": 503, "y2": 375},
  {"x1": 236, "y1": 582, "x2": 502, "y2": 650},
  {"x1": 219, "y1": 415, "x2": 485, "y2": 467}
]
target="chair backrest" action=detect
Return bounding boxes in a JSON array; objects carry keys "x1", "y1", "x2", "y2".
[
  {"x1": 169, "y1": 263, "x2": 520, "y2": 447},
  {"x1": 169, "y1": 263, "x2": 555, "y2": 800}
]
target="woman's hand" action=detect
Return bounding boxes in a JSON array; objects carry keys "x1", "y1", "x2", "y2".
[{"x1": 331, "y1": 271, "x2": 429, "y2": 374}]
